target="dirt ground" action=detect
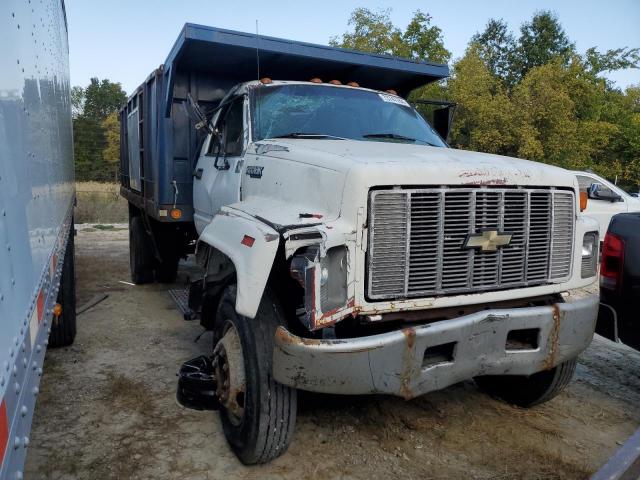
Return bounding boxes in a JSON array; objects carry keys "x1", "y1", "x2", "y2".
[{"x1": 24, "y1": 226, "x2": 640, "y2": 480}]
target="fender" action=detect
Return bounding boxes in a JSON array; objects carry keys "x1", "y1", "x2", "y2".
[{"x1": 198, "y1": 207, "x2": 280, "y2": 318}]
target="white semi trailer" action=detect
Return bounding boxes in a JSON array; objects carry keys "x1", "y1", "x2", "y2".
[
  {"x1": 120, "y1": 24, "x2": 600, "y2": 464},
  {"x1": 0, "y1": 1, "x2": 76, "y2": 478}
]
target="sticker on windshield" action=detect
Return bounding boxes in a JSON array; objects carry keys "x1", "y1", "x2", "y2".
[{"x1": 378, "y1": 93, "x2": 410, "y2": 107}]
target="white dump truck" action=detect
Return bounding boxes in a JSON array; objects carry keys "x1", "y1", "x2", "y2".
[{"x1": 120, "y1": 24, "x2": 600, "y2": 464}]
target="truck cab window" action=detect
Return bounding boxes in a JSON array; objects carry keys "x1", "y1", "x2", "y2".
[{"x1": 209, "y1": 97, "x2": 244, "y2": 157}]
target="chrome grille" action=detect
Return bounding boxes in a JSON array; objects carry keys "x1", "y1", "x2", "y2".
[{"x1": 367, "y1": 187, "x2": 575, "y2": 300}]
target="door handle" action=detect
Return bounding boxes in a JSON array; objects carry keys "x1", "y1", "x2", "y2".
[{"x1": 193, "y1": 168, "x2": 203, "y2": 179}]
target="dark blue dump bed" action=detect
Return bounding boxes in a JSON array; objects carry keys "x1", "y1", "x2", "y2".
[{"x1": 119, "y1": 23, "x2": 449, "y2": 222}]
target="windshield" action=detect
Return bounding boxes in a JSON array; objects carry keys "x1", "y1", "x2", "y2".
[{"x1": 251, "y1": 84, "x2": 447, "y2": 147}]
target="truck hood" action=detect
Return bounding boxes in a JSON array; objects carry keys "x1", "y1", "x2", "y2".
[
  {"x1": 256, "y1": 138, "x2": 577, "y2": 188},
  {"x1": 240, "y1": 139, "x2": 579, "y2": 228}
]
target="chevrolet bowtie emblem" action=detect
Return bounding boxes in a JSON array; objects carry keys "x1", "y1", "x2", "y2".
[{"x1": 463, "y1": 230, "x2": 513, "y2": 252}]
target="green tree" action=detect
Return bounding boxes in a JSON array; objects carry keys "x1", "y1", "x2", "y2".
[
  {"x1": 448, "y1": 46, "x2": 517, "y2": 155},
  {"x1": 330, "y1": 8, "x2": 450, "y2": 63},
  {"x1": 72, "y1": 78, "x2": 126, "y2": 181},
  {"x1": 583, "y1": 47, "x2": 640, "y2": 77},
  {"x1": 331, "y1": 8, "x2": 451, "y2": 103},
  {"x1": 330, "y1": 8, "x2": 399, "y2": 55},
  {"x1": 399, "y1": 11, "x2": 450, "y2": 63},
  {"x1": 598, "y1": 85, "x2": 640, "y2": 186},
  {"x1": 71, "y1": 85, "x2": 85, "y2": 119},
  {"x1": 83, "y1": 78, "x2": 127, "y2": 120},
  {"x1": 470, "y1": 19, "x2": 517, "y2": 85},
  {"x1": 102, "y1": 111, "x2": 121, "y2": 181},
  {"x1": 514, "y1": 11, "x2": 575, "y2": 80}
]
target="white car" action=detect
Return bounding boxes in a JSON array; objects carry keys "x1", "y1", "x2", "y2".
[{"x1": 574, "y1": 171, "x2": 640, "y2": 239}]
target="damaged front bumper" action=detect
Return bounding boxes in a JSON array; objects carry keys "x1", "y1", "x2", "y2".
[{"x1": 272, "y1": 292, "x2": 599, "y2": 399}]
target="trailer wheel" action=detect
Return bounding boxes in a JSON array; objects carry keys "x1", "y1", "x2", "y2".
[
  {"x1": 50, "y1": 223, "x2": 76, "y2": 348},
  {"x1": 129, "y1": 215, "x2": 155, "y2": 284},
  {"x1": 474, "y1": 358, "x2": 577, "y2": 407},
  {"x1": 213, "y1": 285, "x2": 297, "y2": 465}
]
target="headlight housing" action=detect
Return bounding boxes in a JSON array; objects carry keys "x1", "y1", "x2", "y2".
[
  {"x1": 290, "y1": 245, "x2": 349, "y2": 330},
  {"x1": 581, "y1": 232, "x2": 599, "y2": 278}
]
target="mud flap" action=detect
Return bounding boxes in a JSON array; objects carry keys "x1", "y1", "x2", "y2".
[{"x1": 177, "y1": 356, "x2": 220, "y2": 411}]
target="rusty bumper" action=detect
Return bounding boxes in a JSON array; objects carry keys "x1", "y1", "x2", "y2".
[{"x1": 272, "y1": 292, "x2": 599, "y2": 399}]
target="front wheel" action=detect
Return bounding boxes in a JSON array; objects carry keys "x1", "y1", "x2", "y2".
[
  {"x1": 213, "y1": 285, "x2": 297, "y2": 465},
  {"x1": 474, "y1": 359, "x2": 577, "y2": 407}
]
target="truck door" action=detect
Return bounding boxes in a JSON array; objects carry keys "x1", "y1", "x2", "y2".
[{"x1": 193, "y1": 96, "x2": 247, "y2": 233}]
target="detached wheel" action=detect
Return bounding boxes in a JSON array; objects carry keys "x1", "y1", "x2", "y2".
[
  {"x1": 50, "y1": 223, "x2": 76, "y2": 348},
  {"x1": 474, "y1": 359, "x2": 577, "y2": 407},
  {"x1": 129, "y1": 214, "x2": 155, "y2": 284},
  {"x1": 213, "y1": 285, "x2": 297, "y2": 465}
]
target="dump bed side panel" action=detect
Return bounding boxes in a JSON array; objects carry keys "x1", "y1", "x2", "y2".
[
  {"x1": 120, "y1": 69, "x2": 226, "y2": 222},
  {"x1": 0, "y1": 1, "x2": 75, "y2": 477}
]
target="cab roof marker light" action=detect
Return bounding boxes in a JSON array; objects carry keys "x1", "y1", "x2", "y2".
[{"x1": 309, "y1": 77, "x2": 322, "y2": 83}]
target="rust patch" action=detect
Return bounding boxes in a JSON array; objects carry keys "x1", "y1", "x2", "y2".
[
  {"x1": 544, "y1": 304, "x2": 562, "y2": 370},
  {"x1": 400, "y1": 328, "x2": 417, "y2": 400},
  {"x1": 402, "y1": 328, "x2": 416, "y2": 349},
  {"x1": 274, "y1": 326, "x2": 322, "y2": 346},
  {"x1": 462, "y1": 178, "x2": 509, "y2": 186},
  {"x1": 310, "y1": 298, "x2": 357, "y2": 330}
]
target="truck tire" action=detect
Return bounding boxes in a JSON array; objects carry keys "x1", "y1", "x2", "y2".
[
  {"x1": 129, "y1": 215, "x2": 155, "y2": 284},
  {"x1": 213, "y1": 285, "x2": 297, "y2": 465},
  {"x1": 50, "y1": 224, "x2": 76, "y2": 348},
  {"x1": 474, "y1": 358, "x2": 577, "y2": 407}
]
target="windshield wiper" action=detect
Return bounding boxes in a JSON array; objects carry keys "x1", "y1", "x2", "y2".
[
  {"x1": 362, "y1": 133, "x2": 438, "y2": 146},
  {"x1": 271, "y1": 132, "x2": 345, "y2": 140}
]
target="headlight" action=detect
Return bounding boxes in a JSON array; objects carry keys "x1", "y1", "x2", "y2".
[
  {"x1": 290, "y1": 245, "x2": 349, "y2": 330},
  {"x1": 581, "y1": 232, "x2": 599, "y2": 278}
]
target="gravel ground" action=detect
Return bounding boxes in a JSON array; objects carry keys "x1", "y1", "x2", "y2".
[{"x1": 24, "y1": 226, "x2": 640, "y2": 480}]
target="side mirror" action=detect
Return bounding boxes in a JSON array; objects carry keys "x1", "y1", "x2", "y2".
[
  {"x1": 588, "y1": 183, "x2": 622, "y2": 202},
  {"x1": 433, "y1": 107, "x2": 454, "y2": 142},
  {"x1": 411, "y1": 100, "x2": 457, "y2": 143}
]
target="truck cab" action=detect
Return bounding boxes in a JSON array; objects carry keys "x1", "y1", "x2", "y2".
[
  {"x1": 120, "y1": 24, "x2": 601, "y2": 466},
  {"x1": 192, "y1": 80, "x2": 448, "y2": 233}
]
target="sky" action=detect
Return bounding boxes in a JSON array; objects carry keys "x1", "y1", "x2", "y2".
[{"x1": 65, "y1": 0, "x2": 640, "y2": 95}]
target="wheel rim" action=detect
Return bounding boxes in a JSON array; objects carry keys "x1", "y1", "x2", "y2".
[{"x1": 213, "y1": 320, "x2": 246, "y2": 425}]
